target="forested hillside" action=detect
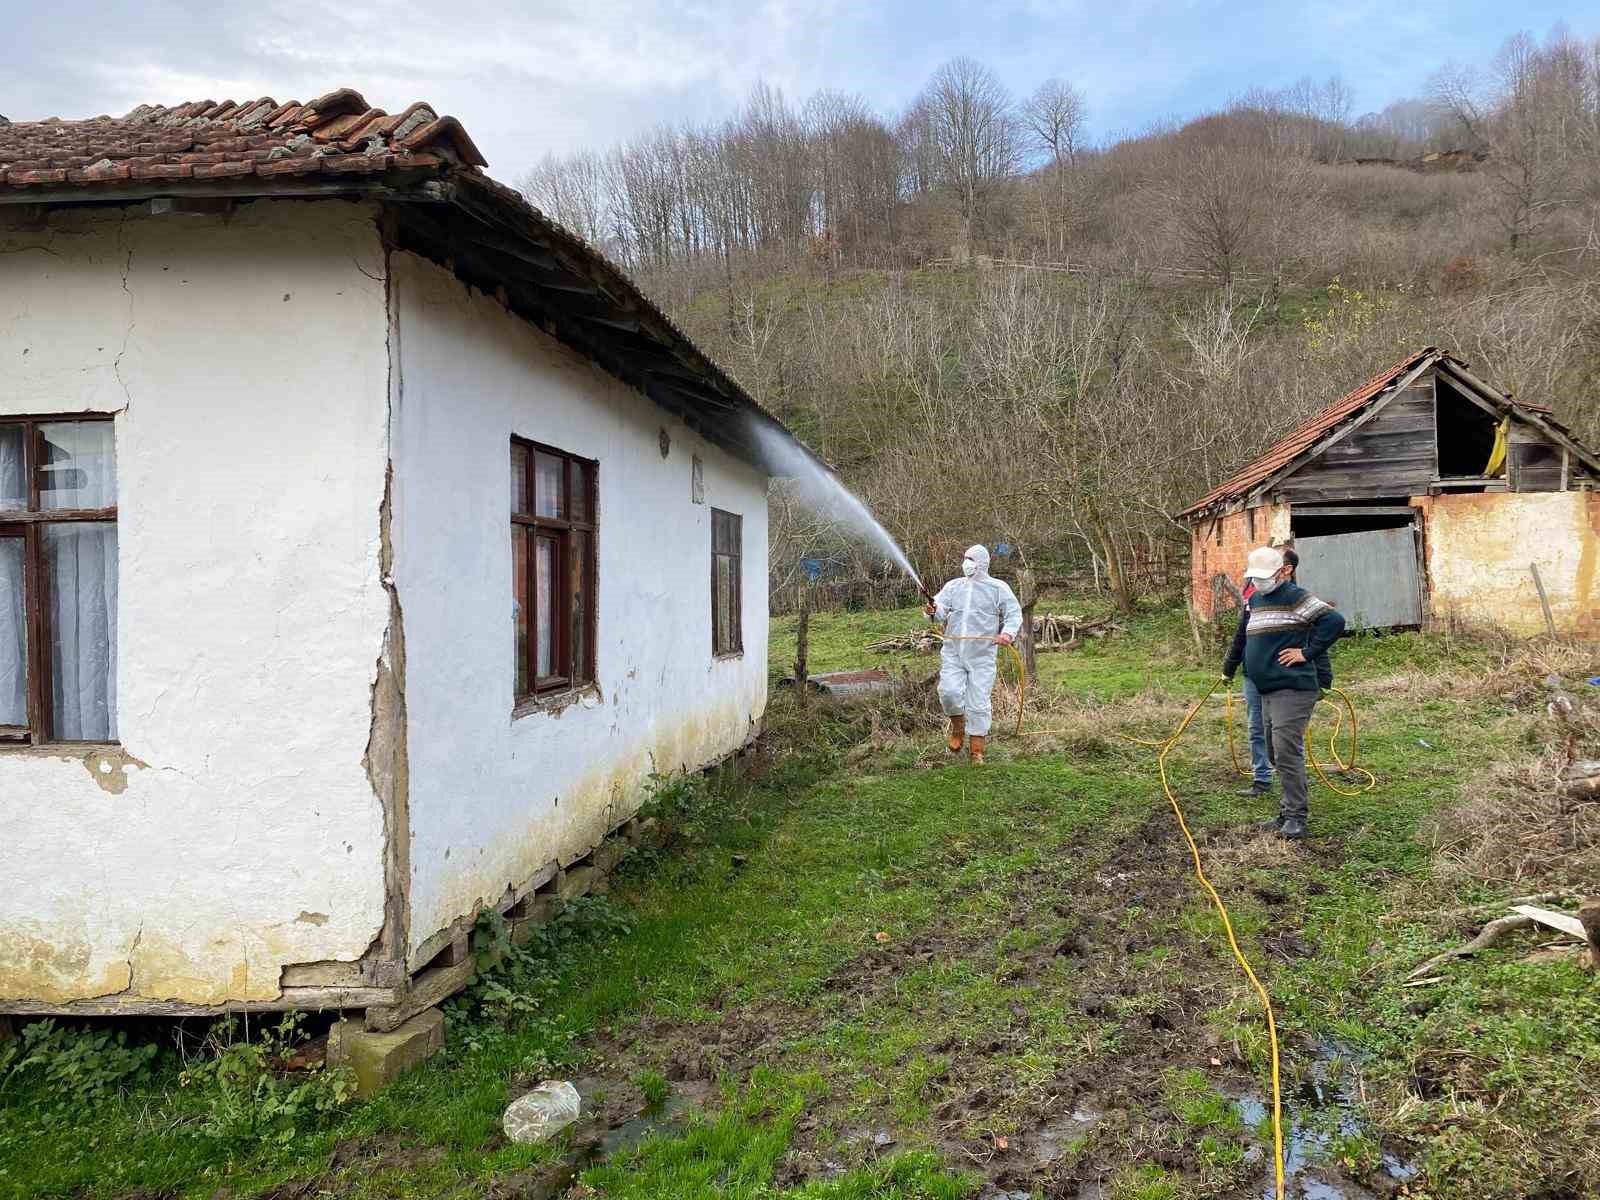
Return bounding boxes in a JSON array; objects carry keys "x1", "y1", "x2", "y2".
[{"x1": 523, "y1": 30, "x2": 1600, "y2": 603}]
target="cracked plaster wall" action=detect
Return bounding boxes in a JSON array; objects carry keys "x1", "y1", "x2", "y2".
[
  {"x1": 390, "y1": 253, "x2": 769, "y2": 965},
  {"x1": 0, "y1": 201, "x2": 391, "y2": 1004}
]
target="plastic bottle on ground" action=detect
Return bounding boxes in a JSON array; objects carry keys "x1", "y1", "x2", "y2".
[{"x1": 503, "y1": 1080, "x2": 582, "y2": 1144}]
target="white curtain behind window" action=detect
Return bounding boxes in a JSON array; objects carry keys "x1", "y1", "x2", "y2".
[
  {"x1": 0, "y1": 426, "x2": 23, "y2": 510},
  {"x1": 0, "y1": 429, "x2": 23, "y2": 728},
  {"x1": 0, "y1": 538, "x2": 24, "y2": 726},
  {"x1": 46, "y1": 523, "x2": 117, "y2": 741}
]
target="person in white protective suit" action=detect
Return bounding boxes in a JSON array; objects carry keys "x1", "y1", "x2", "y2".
[{"x1": 923, "y1": 544, "x2": 1023, "y2": 765}]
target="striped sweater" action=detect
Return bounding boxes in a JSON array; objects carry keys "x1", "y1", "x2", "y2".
[{"x1": 1223, "y1": 582, "x2": 1344, "y2": 693}]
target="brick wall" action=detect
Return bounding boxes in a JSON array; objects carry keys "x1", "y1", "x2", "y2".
[{"x1": 1188, "y1": 503, "x2": 1292, "y2": 621}]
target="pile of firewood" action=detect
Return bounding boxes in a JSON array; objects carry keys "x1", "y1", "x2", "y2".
[
  {"x1": 865, "y1": 613, "x2": 1123, "y2": 655},
  {"x1": 1034, "y1": 613, "x2": 1121, "y2": 648}
]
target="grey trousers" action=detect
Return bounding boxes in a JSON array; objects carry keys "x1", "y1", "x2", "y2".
[{"x1": 1262, "y1": 687, "x2": 1320, "y2": 821}]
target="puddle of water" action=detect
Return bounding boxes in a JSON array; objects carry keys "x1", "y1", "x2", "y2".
[
  {"x1": 1223, "y1": 1039, "x2": 1418, "y2": 1200},
  {"x1": 598, "y1": 1092, "x2": 698, "y2": 1157},
  {"x1": 570, "y1": 1076, "x2": 712, "y2": 1161},
  {"x1": 1031, "y1": 1107, "x2": 1102, "y2": 1167}
]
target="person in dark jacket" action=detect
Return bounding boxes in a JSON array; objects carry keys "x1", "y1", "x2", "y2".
[
  {"x1": 1222, "y1": 545, "x2": 1344, "y2": 839},
  {"x1": 1230, "y1": 548, "x2": 1302, "y2": 798}
]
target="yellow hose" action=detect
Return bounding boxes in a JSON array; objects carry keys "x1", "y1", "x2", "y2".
[
  {"x1": 1226, "y1": 685, "x2": 1377, "y2": 796},
  {"x1": 1132, "y1": 679, "x2": 1287, "y2": 1200}
]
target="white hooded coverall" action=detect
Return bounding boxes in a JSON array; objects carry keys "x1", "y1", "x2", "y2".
[{"x1": 931, "y1": 545, "x2": 1023, "y2": 737}]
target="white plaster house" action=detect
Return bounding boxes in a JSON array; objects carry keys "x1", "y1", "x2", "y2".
[{"x1": 0, "y1": 91, "x2": 814, "y2": 1024}]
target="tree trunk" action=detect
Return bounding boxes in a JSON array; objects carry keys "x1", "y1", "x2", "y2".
[
  {"x1": 1088, "y1": 507, "x2": 1134, "y2": 613},
  {"x1": 1563, "y1": 760, "x2": 1600, "y2": 800},
  {"x1": 1016, "y1": 565, "x2": 1039, "y2": 683},
  {"x1": 1579, "y1": 897, "x2": 1600, "y2": 971},
  {"x1": 793, "y1": 583, "x2": 811, "y2": 709}
]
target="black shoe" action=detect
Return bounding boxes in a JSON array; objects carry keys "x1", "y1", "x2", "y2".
[
  {"x1": 1255, "y1": 814, "x2": 1285, "y2": 833},
  {"x1": 1279, "y1": 816, "x2": 1308, "y2": 840},
  {"x1": 1238, "y1": 781, "x2": 1272, "y2": 798}
]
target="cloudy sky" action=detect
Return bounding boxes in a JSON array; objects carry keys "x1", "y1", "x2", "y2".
[{"x1": 2, "y1": 1, "x2": 1587, "y2": 179}]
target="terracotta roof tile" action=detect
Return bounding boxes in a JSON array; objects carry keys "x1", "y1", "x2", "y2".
[
  {"x1": 0, "y1": 89, "x2": 488, "y2": 191},
  {"x1": 0, "y1": 85, "x2": 824, "y2": 479},
  {"x1": 1179, "y1": 348, "x2": 1439, "y2": 518},
  {"x1": 1177, "y1": 348, "x2": 1581, "y2": 519}
]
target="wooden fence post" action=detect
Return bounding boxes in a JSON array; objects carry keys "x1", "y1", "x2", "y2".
[
  {"x1": 794, "y1": 583, "x2": 811, "y2": 709},
  {"x1": 1017, "y1": 565, "x2": 1039, "y2": 684}
]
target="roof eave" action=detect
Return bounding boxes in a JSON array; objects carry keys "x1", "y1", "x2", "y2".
[{"x1": 0, "y1": 167, "x2": 822, "y2": 480}]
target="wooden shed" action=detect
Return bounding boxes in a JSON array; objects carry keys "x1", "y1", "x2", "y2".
[{"x1": 1180, "y1": 347, "x2": 1600, "y2": 634}]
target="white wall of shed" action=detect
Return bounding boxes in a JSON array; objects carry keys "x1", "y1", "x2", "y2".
[
  {"x1": 390, "y1": 252, "x2": 769, "y2": 965},
  {"x1": 0, "y1": 201, "x2": 392, "y2": 1005}
]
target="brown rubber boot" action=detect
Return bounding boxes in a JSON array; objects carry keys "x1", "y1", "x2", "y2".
[
  {"x1": 946, "y1": 715, "x2": 966, "y2": 754},
  {"x1": 969, "y1": 735, "x2": 987, "y2": 766}
]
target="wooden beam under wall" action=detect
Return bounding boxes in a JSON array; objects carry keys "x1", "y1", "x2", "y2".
[
  {"x1": 1289, "y1": 505, "x2": 1419, "y2": 517},
  {"x1": 0, "y1": 986, "x2": 398, "y2": 1018}
]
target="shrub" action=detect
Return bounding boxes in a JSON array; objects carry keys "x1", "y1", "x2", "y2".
[{"x1": 0, "y1": 1018, "x2": 161, "y2": 1117}]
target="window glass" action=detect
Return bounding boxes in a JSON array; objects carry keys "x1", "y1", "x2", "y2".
[
  {"x1": 714, "y1": 559, "x2": 736, "y2": 654},
  {"x1": 0, "y1": 426, "x2": 24, "y2": 511},
  {"x1": 39, "y1": 422, "x2": 116, "y2": 511},
  {"x1": 711, "y1": 509, "x2": 742, "y2": 655},
  {"x1": 534, "y1": 452, "x2": 564, "y2": 519},
  {"x1": 511, "y1": 443, "x2": 530, "y2": 514},
  {"x1": 45, "y1": 522, "x2": 118, "y2": 741},
  {"x1": 571, "y1": 530, "x2": 590, "y2": 680},
  {"x1": 570, "y1": 462, "x2": 592, "y2": 524},
  {"x1": 513, "y1": 528, "x2": 530, "y2": 697},
  {"x1": 535, "y1": 536, "x2": 556, "y2": 677},
  {"x1": 512, "y1": 441, "x2": 596, "y2": 701},
  {"x1": 0, "y1": 537, "x2": 26, "y2": 727}
]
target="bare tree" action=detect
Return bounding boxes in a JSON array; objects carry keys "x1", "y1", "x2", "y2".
[
  {"x1": 918, "y1": 58, "x2": 1021, "y2": 252},
  {"x1": 1431, "y1": 31, "x2": 1600, "y2": 252},
  {"x1": 519, "y1": 149, "x2": 613, "y2": 249},
  {"x1": 1022, "y1": 77, "x2": 1087, "y2": 252}
]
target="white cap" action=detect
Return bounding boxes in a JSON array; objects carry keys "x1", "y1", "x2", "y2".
[{"x1": 1243, "y1": 545, "x2": 1284, "y2": 581}]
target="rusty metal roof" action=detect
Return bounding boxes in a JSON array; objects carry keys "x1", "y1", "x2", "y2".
[{"x1": 0, "y1": 90, "x2": 819, "y2": 478}]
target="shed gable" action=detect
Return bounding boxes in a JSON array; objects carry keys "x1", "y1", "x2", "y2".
[{"x1": 1274, "y1": 370, "x2": 1438, "y2": 503}]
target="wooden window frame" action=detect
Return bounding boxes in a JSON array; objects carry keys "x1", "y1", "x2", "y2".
[
  {"x1": 511, "y1": 437, "x2": 597, "y2": 704},
  {"x1": 0, "y1": 414, "x2": 119, "y2": 746},
  {"x1": 711, "y1": 508, "x2": 743, "y2": 659}
]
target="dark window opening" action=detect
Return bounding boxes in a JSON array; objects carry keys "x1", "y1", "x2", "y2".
[
  {"x1": 1290, "y1": 504, "x2": 1416, "y2": 539},
  {"x1": 711, "y1": 509, "x2": 742, "y2": 657},
  {"x1": 1, "y1": 416, "x2": 119, "y2": 745},
  {"x1": 1435, "y1": 377, "x2": 1499, "y2": 479},
  {"x1": 512, "y1": 439, "x2": 596, "y2": 701}
]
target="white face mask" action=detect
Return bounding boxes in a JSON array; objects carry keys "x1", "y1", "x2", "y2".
[{"x1": 961, "y1": 558, "x2": 977, "y2": 578}]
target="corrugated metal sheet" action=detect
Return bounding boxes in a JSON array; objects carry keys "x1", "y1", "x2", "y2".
[{"x1": 1295, "y1": 528, "x2": 1422, "y2": 629}]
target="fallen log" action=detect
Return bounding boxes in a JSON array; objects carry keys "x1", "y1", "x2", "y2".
[
  {"x1": 1582, "y1": 898, "x2": 1600, "y2": 970},
  {"x1": 1510, "y1": 904, "x2": 1589, "y2": 941},
  {"x1": 1406, "y1": 913, "x2": 1535, "y2": 980},
  {"x1": 1563, "y1": 760, "x2": 1600, "y2": 800},
  {"x1": 1379, "y1": 890, "x2": 1579, "y2": 926}
]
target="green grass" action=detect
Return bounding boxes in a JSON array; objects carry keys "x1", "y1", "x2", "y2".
[{"x1": 2, "y1": 602, "x2": 1594, "y2": 1200}]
